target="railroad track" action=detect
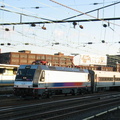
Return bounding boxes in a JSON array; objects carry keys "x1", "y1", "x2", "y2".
[
  {"x1": 0, "y1": 92, "x2": 120, "y2": 120},
  {"x1": 0, "y1": 91, "x2": 115, "y2": 107},
  {"x1": 0, "y1": 91, "x2": 119, "y2": 107}
]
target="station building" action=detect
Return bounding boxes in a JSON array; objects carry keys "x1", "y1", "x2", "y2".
[
  {"x1": 0, "y1": 50, "x2": 120, "y2": 72},
  {"x1": 0, "y1": 50, "x2": 73, "y2": 67}
]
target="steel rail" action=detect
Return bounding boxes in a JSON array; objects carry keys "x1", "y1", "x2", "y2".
[
  {"x1": 83, "y1": 106, "x2": 120, "y2": 120},
  {"x1": 1, "y1": 96, "x2": 120, "y2": 120},
  {"x1": 44, "y1": 100, "x2": 120, "y2": 120},
  {"x1": 0, "y1": 92, "x2": 118, "y2": 110},
  {"x1": 0, "y1": 92, "x2": 119, "y2": 111},
  {"x1": 0, "y1": 92, "x2": 120, "y2": 119}
]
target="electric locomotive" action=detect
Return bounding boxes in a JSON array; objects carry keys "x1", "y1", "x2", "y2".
[{"x1": 14, "y1": 65, "x2": 94, "y2": 98}]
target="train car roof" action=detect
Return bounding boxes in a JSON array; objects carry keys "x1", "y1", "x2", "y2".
[
  {"x1": 94, "y1": 70, "x2": 120, "y2": 74},
  {"x1": 19, "y1": 65, "x2": 89, "y2": 73},
  {"x1": 0, "y1": 64, "x2": 19, "y2": 69},
  {"x1": 42, "y1": 65, "x2": 88, "y2": 73}
]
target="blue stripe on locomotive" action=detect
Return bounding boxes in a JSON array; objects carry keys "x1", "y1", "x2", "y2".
[{"x1": 53, "y1": 83, "x2": 64, "y2": 87}]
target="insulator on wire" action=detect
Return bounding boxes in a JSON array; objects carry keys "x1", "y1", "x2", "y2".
[
  {"x1": 35, "y1": 7, "x2": 39, "y2": 9},
  {"x1": 103, "y1": 24, "x2": 107, "y2": 28},
  {"x1": 1, "y1": 5, "x2": 5, "y2": 8},
  {"x1": 25, "y1": 43, "x2": 29, "y2": 45},
  {"x1": 31, "y1": 23, "x2": 36, "y2": 27},
  {"x1": 93, "y1": 3, "x2": 99, "y2": 5},
  {"x1": 5, "y1": 28, "x2": 10, "y2": 31},
  {"x1": 73, "y1": 22, "x2": 77, "y2": 28},
  {"x1": 88, "y1": 42, "x2": 93, "y2": 44},
  {"x1": 42, "y1": 25, "x2": 46, "y2": 30},
  {"x1": 54, "y1": 42, "x2": 59, "y2": 45},
  {"x1": 1, "y1": 43, "x2": 4, "y2": 45},
  {"x1": 101, "y1": 40, "x2": 105, "y2": 43},
  {"x1": 79, "y1": 25, "x2": 83, "y2": 29},
  {"x1": 7, "y1": 43, "x2": 11, "y2": 45}
]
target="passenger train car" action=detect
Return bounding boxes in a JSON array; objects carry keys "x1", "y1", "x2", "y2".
[
  {"x1": 14, "y1": 64, "x2": 120, "y2": 98},
  {"x1": 94, "y1": 70, "x2": 120, "y2": 91},
  {"x1": 0, "y1": 64, "x2": 19, "y2": 86}
]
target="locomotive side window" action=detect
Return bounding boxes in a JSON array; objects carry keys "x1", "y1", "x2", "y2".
[{"x1": 40, "y1": 71, "x2": 45, "y2": 82}]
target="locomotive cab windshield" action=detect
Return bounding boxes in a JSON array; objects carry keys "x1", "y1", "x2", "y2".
[{"x1": 15, "y1": 68, "x2": 36, "y2": 81}]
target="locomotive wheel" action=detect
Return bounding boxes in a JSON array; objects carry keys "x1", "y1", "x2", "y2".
[
  {"x1": 64, "y1": 93, "x2": 67, "y2": 96},
  {"x1": 48, "y1": 91, "x2": 53, "y2": 98},
  {"x1": 41, "y1": 92, "x2": 48, "y2": 98},
  {"x1": 70, "y1": 89, "x2": 75, "y2": 95},
  {"x1": 41, "y1": 91, "x2": 52, "y2": 98}
]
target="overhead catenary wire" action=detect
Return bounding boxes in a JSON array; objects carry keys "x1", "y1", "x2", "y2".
[
  {"x1": 0, "y1": 0, "x2": 68, "y2": 36},
  {"x1": 0, "y1": 0, "x2": 119, "y2": 55},
  {"x1": 49, "y1": 0, "x2": 120, "y2": 27},
  {"x1": 32, "y1": 0, "x2": 58, "y2": 10},
  {"x1": 0, "y1": 1, "x2": 120, "y2": 26},
  {"x1": 62, "y1": 1, "x2": 120, "y2": 20},
  {"x1": 0, "y1": 1, "x2": 37, "y2": 15},
  {"x1": 0, "y1": 1, "x2": 59, "y2": 23},
  {"x1": 0, "y1": 5, "x2": 54, "y2": 22},
  {"x1": 0, "y1": 0, "x2": 120, "y2": 27}
]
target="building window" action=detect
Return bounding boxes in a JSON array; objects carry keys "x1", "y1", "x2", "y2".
[
  {"x1": 60, "y1": 62, "x2": 65, "y2": 65},
  {"x1": 20, "y1": 59, "x2": 27, "y2": 63},
  {"x1": 41, "y1": 56, "x2": 45, "y2": 60},
  {"x1": 46, "y1": 56, "x2": 52, "y2": 60},
  {"x1": 28, "y1": 55, "x2": 35, "y2": 59},
  {"x1": 20, "y1": 54, "x2": 27, "y2": 58},
  {"x1": 53, "y1": 57, "x2": 59, "y2": 60},
  {"x1": 28, "y1": 60, "x2": 35, "y2": 64},
  {"x1": 11, "y1": 59, "x2": 19, "y2": 62},
  {"x1": 12, "y1": 54, "x2": 19, "y2": 58},
  {"x1": 60, "y1": 57, "x2": 65, "y2": 60},
  {"x1": 36, "y1": 56, "x2": 41, "y2": 59}
]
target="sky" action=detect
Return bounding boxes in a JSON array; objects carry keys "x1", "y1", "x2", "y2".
[{"x1": 0, "y1": 0, "x2": 120, "y2": 56}]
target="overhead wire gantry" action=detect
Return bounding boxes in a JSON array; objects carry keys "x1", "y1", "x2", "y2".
[{"x1": 0, "y1": 1, "x2": 120, "y2": 26}]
